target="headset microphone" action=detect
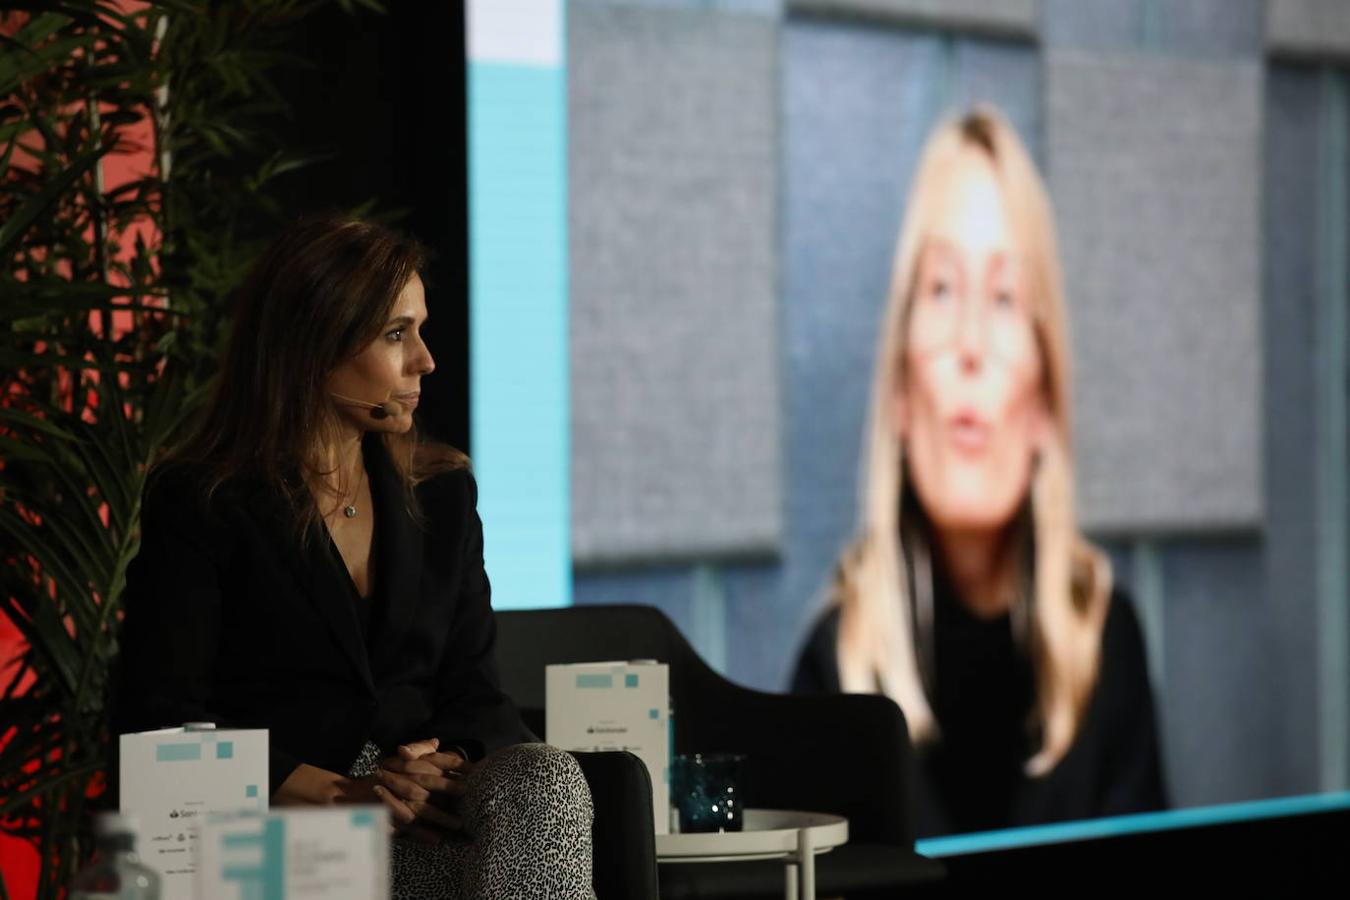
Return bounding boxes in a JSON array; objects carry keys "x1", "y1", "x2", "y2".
[{"x1": 330, "y1": 392, "x2": 402, "y2": 420}]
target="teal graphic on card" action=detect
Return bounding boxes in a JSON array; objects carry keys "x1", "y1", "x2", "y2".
[
  {"x1": 576, "y1": 674, "x2": 613, "y2": 689},
  {"x1": 155, "y1": 743, "x2": 201, "y2": 762},
  {"x1": 219, "y1": 818, "x2": 286, "y2": 900}
]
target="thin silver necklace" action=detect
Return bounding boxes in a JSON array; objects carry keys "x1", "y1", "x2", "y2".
[{"x1": 343, "y1": 464, "x2": 367, "y2": 519}]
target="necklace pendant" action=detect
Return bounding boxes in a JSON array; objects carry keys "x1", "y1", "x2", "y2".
[{"x1": 343, "y1": 504, "x2": 357, "y2": 519}]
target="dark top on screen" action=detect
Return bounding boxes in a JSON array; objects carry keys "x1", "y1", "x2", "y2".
[
  {"x1": 114, "y1": 433, "x2": 530, "y2": 794},
  {"x1": 792, "y1": 576, "x2": 1168, "y2": 837}
]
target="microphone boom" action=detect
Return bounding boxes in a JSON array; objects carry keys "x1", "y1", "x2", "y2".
[{"x1": 331, "y1": 391, "x2": 402, "y2": 420}]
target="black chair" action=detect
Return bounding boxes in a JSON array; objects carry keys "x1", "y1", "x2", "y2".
[
  {"x1": 567, "y1": 750, "x2": 660, "y2": 900},
  {"x1": 496, "y1": 604, "x2": 946, "y2": 899}
]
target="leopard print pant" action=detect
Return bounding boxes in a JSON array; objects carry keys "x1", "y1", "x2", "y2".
[{"x1": 348, "y1": 741, "x2": 596, "y2": 899}]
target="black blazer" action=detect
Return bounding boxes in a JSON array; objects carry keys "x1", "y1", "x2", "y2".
[
  {"x1": 792, "y1": 589, "x2": 1167, "y2": 836},
  {"x1": 115, "y1": 436, "x2": 530, "y2": 794}
]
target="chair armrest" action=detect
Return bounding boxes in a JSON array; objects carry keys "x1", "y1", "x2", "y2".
[
  {"x1": 570, "y1": 750, "x2": 660, "y2": 900},
  {"x1": 676, "y1": 676, "x2": 914, "y2": 847}
]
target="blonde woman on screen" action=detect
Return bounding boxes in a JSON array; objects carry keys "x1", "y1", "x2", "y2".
[{"x1": 792, "y1": 107, "x2": 1166, "y2": 836}]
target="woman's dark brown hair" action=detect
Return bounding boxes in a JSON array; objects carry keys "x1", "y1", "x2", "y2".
[{"x1": 164, "y1": 214, "x2": 466, "y2": 537}]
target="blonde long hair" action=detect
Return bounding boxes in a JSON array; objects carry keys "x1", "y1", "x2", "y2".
[{"x1": 834, "y1": 107, "x2": 1111, "y2": 775}]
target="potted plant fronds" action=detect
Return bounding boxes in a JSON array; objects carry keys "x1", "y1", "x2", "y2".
[{"x1": 0, "y1": 2, "x2": 378, "y2": 895}]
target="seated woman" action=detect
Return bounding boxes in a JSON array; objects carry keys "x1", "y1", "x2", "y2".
[
  {"x1": 792, "y1": 107, "x2": 1167, "y2": 836},
  {"x1": 116, "y1": 215, "x2": 594, "y2": 898}
]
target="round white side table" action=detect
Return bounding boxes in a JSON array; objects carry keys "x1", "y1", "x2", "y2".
[{"x1": 656, "y1": 808, "x2": 849, "y2": 900}]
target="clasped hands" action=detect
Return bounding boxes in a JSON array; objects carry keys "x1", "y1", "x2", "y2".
[
  {"x1": 365, "y1": 737, "x2": 473, "y2": 844},
  {"x1": 274, "y1": 737, "x2": 473, "y2": 845}
]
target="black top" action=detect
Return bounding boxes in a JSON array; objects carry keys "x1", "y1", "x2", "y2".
[
  {"x1": 115, "y1": 434, "x2": 531, "y2": 794},
  {"x1": 792, "y1": 578, "x2": 1167, "y2": 837},
  {"x1": 322, "y1": 463, "x2": 381, "y2": 646}
]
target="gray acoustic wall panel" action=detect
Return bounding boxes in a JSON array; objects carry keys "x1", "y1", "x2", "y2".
[
  {"x1": 1046, "y1": 52, "x2": 1263, "y2": 532},
  {"x1": 1041, "y1": 0, "x2": 1142, "y2": 51},
  {"x1": 1145, "y1": 0, "x2": 1264, "y2": 57},
  {"x1": 569, "y1": 5, "x2": 782, "y2": 566},
  {"x1": 1160, "y1": 539, "x2": 1282, "y2": 805},
  {"x1": 788, "y1": 0, "x2": 1037, "y2": 37},
  {"x1": 1043, "y1": 0, "x2": 1263, "y2": 57},
  {"x1": 1258, "y1": 64, "x2": 1325, "y2": 796},
  {"x1": 1268, "y1": 0, "x2": 1350, "y2": 60},
  {"x1": 572, "y1": 0, "x2": 782, "y2": 15}
]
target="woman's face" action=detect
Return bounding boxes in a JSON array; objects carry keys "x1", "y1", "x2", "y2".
[
  {"x1": 327, "y1": 274, "x2": 435, "y2": 435},
  {"x1": 896, "y1": 147, "x2": 1046, "y2": 535}
]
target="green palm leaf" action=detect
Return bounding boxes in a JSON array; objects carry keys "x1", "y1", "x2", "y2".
[
  {"x1": 0, "y1": 146, "x2": 106, "y2": 257},
  {"x1": 0, "y1": 3, "x2": 382, "y2": 895}
]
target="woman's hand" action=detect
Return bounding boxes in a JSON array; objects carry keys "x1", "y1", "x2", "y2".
[
  {"x1": 272, "y1": 761, "x2": 455, "y2": 845},
  {"x1": 381, "y1": 737, "x2": 475, "y2": 779},
  {"x1": 372, "y1": 738, "x2": 474, "y2": 844},
  {"x1": 273, "y1": 763, "x2": 351, "y2": 806}
]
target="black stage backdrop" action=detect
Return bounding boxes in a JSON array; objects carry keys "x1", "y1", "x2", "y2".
[{"x1": 270, "y1": 0, "x2": 470, "y2": 453}]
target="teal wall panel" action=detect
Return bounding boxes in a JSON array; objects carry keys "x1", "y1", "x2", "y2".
[{"x1": 469, "y1": 61, "x2": 571, "y2": 609}]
